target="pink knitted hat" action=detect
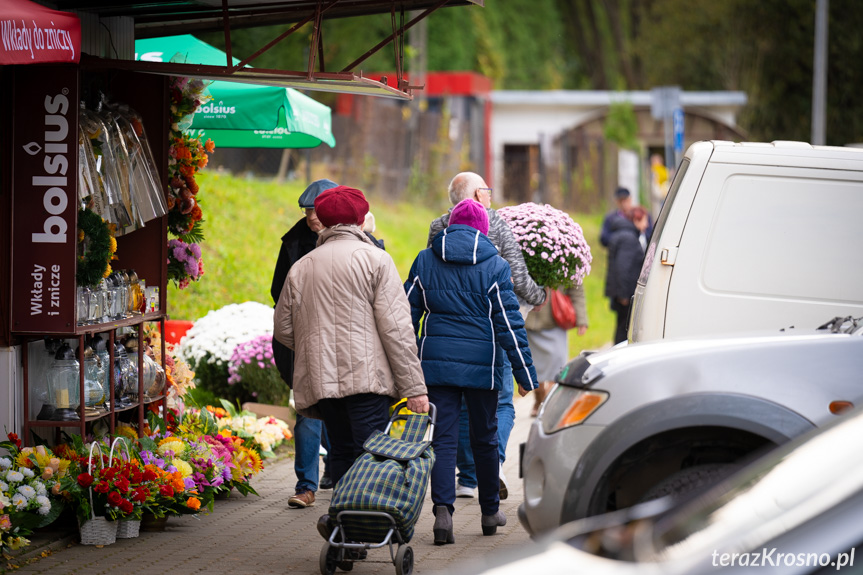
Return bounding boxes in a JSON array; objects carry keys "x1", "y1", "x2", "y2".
[{"x1": 449, "y1": 198, "x2": 489, "y2": 235}]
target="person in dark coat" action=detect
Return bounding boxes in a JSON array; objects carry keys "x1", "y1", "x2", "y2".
[
  {"x1": 405, "y1": 198, "x2": 539, "y2": 545},
  {"x1": 604, "y1": 205, "x2": 649, "y2": 344},
  {"x1": 271, "y1": 178, "x2": 338, "y2": 508}
]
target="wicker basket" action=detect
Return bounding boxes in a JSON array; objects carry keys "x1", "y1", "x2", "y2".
[
  {"x1": 79, "y1": 516, "x2": 118, "y2": 546},
  {"x1": 79, "y1": 443, "x2": 118, "y2": 546},
  {"x1": 116, "y1": 518, "x2": 141, "y2": 539}
]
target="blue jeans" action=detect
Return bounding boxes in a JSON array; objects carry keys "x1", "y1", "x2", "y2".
[
  {"x1": 428, "y1": 386, "x2": 499, "y2": 516},
  {"x1": 293, "y1": 412, "x2": 322, "y2": 493},
  {"x1": 456, "y1": 356, "x2": 514, "y2": 489}
]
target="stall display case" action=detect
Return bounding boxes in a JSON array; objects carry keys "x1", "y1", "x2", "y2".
[{"x1": 6, "y1": 64, "x2": 171, "y2": 445}]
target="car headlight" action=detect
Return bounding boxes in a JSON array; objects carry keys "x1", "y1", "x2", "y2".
[{"x1": 540, "y1": 386, "x2": 609, "y2": 434}]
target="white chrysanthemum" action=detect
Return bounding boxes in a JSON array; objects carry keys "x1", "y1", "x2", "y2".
[
  {"x1": 0, "y1": 457, "x2": 11, "y2": 470},
  {"x1": 5, "y1": 470, "x2": 23, "y2": 483},
  {"x1": 20, "y1": 467, "x2": 34, "y2": 478},
  {"x1": 36, "y1": 495, "x2": 50, "y2": 507},
  {"x1": 177, "y1": 302, "x2": 274, "y2": 365},
  {"x1": 12, "y1": 493, "x2": 27, "y2": 510},
  {"x1": 0, "y1": 480, "x2": 8, "y2": 492},
  {"x1": 16, "y1": 485, "x2": 36, "y2": 499},
  {"x1": 38, "y1": 505, "x2": 51, "y2": 515},
  {"x1": 35, "y1": 482, "x2": 47, "y2": 496},
  {"x1": 0, "y1": 492, "x2": 10, "y2": 507}
]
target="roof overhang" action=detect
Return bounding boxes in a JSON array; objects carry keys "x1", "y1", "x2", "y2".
[{"x1": 52, "y1": 0, "x2": 484, "y2": 100}]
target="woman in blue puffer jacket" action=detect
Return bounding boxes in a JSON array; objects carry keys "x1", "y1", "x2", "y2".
[{"x1": 404, "y1": 198, "x2": 538, "y2": 545}]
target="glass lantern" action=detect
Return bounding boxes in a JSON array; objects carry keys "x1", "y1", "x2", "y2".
[
  {"x1": 32, "y1": 339, "x2": 62, "y2": 420},
  {"x1": 114, "y1": 341, "x2": 138, "y2": 406},
  {"x1": 127, "y1": 269, "x2": 143, "y2": 314},
  {"x1": 79, "y1": 342, "x2": 106, "y2": 415},
  {"x1": 92, "y1": 334, "x2": 115, "y2": 405},
  {"x1": 47, "y1": 342, "x2": 81, "y2": 421}
]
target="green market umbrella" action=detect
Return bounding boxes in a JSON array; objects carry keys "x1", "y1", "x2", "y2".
[{"x1": 135, "y1": 35, "x2": 335, "y2": 148}]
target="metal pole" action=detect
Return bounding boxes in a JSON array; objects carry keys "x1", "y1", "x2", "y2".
[{"x1": 812, "y1": 0, "x2": 829, "y2": 145}]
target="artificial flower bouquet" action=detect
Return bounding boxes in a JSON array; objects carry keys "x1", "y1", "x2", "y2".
[
  {"x1": 0, "y1": 434, "x2": 68, "y2": 556},
  {"x1": 208, "y1": 401, "x2": 292, "y2": 459},
  {"x1": 167, "y1": 238, "x2": 205, "y2": 289},
  {"x1": 497, "y1": 203, "x2": 593, "y2": 290},
  {"x1": 172, "y1": 407, "x2": 263, "y2": 495}
]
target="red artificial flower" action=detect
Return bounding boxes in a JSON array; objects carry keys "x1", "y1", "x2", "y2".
[
  {"x1": 143, "y1": 469, "x2": 158, "y2": 482},
  {"x1": 94, "y1": 482, "x2": 110, "y2": 494},
  {"x1": 159, "y1": 485, "x2": 174, "y2": 498},
  {"x1": 131, "y1": 471, "x2": 143, "y2": 484},
  {"x1": 77, "y1": 473, "x2": 94, "y2": 488},
  {"x1": 132, "y1": 489, "x2": 148, "y2": 503},
  {"x1": 119, "y1": 499, "x2": 134, "y2": 514},
  {"x1": 107, "y1": 491, "x2": 122, "y2": 506},
  {"x1": 115, "y1": 478, "x2": 130, "y2": 493},
  {"x1": 7, "y1": 433, "x2": 22, "y2": 450}
]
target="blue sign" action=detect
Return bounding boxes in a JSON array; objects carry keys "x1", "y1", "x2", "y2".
[{"x1": 673, "y1": 108, "x2": 685, "y2": 154}]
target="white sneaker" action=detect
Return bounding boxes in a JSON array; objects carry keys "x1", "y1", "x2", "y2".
[
  {"x1": 499, "y1": 464, "x2": 509, "y2": 500},
  {"x1": 455, "y1": 484, "x2": 476, "y2": 498}
]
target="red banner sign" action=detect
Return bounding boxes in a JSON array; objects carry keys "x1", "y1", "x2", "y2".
[
  {"x1": 12, "y1": 65, "x2": 79, "y2": 334},
  {"x1": 1, "y1": 0, "x2": 81, "y2": 65}
]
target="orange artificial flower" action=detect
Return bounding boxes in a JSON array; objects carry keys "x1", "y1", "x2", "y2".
[
  {"x1": 186, "y1": 497, "x2": 201, "y2": 511},
  {"x1": 205, "y1": 139, "x2": 215, "y2": 153},
  {"x1": 197, "y1": 155, "x2": 208, "y2": 168}
]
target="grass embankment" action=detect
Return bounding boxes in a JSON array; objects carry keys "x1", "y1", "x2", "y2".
[{"x1": 168, "y1": 171, "x2": 615, "y2": 361}]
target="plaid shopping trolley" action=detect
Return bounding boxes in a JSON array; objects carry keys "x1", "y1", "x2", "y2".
[{"x1": 320, "y1": 403, "x2": 436, "y2": 575}]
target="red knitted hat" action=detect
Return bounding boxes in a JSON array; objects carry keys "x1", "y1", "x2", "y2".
[{"x1": 313, "y1": 185, "x2": 370, "y2": 228}]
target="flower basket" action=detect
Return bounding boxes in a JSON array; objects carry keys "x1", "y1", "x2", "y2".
[
  {"x1": 116, "y1": 518, "x2": 141, "y2": 539},
  {"x1": 79, "y1": 515, "x2": 118, "y2": 546},
  {"x1": 78, "y1": 443, "x2": 117, "y2": 546},
  {"x1": 108, "y1": 437, "x2": 143, "y2": 537}
]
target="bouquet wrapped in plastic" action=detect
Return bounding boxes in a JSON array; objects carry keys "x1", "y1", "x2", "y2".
[{"x1": 497, "y1": 203, "x2": 592, "y2": 290}]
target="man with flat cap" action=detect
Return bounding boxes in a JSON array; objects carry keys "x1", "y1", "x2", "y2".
[{"x1": 271, "y1": 178, "x2": 337, "y2": 510}]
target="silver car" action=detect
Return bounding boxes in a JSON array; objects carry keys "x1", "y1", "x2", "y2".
[
  {"x1": 519, "y1": 317, "x2": 863, "y2": 536},
  {"x1": 460, "y1": 403, "x2": 863, "y2": 575}
]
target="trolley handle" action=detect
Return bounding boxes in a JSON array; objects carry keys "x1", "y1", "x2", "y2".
[{"x1": 385, "y1": 402, "x2": 436, "y2": 441}]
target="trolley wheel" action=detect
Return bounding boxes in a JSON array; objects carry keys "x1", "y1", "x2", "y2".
[
  {"x1": 336, "y1": 559, "x2": 354, "y2": 571},
  {"x1": 394, "y1": 544, "x2": 413, "y2": 575},
  {"x1": 319, "y1": 543, "x2": 339, "y2": 575}
]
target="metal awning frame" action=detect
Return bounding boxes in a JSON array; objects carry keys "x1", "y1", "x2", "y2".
[{"x1": 84, "y1": 0, "x2": 478, "y2": 100}]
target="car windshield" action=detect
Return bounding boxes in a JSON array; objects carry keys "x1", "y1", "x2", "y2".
[{"x1": 638, "y1": 410, "x2": 863, "y2": 563}]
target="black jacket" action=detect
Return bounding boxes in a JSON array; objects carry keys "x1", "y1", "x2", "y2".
[
  {"x1": 604, "y1": 217, "x2": 645, "y2": 301},
  {"x1": 271, "y1": 218, "x2": 319, "y2": 387}
]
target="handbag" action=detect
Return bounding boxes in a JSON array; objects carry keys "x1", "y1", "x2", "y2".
[{"x1": 550, "y1": 289, "x2": 578, "y2": 330}]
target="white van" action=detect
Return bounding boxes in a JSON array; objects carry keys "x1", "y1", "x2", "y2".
[{"x1": 629, "y1": 140, "x2": 863, "y2": 343}]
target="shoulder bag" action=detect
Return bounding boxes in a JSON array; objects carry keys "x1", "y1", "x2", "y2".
[{"x1": 550, "y1": 289, "x2": 578, "y2": 330}]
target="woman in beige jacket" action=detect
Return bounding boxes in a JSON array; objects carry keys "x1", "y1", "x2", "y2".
[{"x1": 273, "y1": 185, "x2": 429, "y2": 488}]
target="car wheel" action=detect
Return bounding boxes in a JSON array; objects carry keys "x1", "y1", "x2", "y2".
[{"x1": 639, "y1": 463, "x2": 739, "y2": 503}]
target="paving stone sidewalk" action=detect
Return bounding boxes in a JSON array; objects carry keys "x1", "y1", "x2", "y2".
[{"x1": 10, "y1": 396, "x2": 536, "y2": 575}]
